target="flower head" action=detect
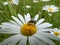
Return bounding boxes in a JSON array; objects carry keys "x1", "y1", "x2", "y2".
[
  {"x1": 42, "y1": 5, "x2": 59, "y2": 12},
  {"x1": 3, "y1": 0, "x2": 19, "y2": 5},
  {"x1": 0, "y1": 13, "x2": 60, "y2": 45},
  {"x1": 50, "y1": 28, "x2": 60, "y2": 38},
  {"x1": 10, "y1": 0, "x2": 19, "y2": 5}
]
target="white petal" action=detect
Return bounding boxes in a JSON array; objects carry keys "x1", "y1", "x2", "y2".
[
  {"x1": 26, "y1": 13, "x2": 31, "y2": 21},
  {"x1": 36, "y1": 18, "x2": 45, "y2": 26},
  {"x1": 25, "y1": 5, "x2": 31, "y2": 9},
  {"x1": 3, "y1": 2, "x2": 8, "y2": 5},
  {"x1": 0, "y1": 34, "x2": 21, "y2": 45},
  {"x1": 12, "y1": 16, "x2": 23, "y2": 25},
  {"x1": 37, "y1": 23, "x2": 52, "y2": 29},
  {"x1": 18, "y1": 36, "x2": 27, "y2": 45},
  {"x1": 29, "y1": 36, "x2": 37, "y2": 45},
  {"x1": 18, "y1": 14, "x2": 25, "y2": 24},
  {"x1": 24, "y1": 13, "x2": 31, "y2": 23},
  {"x1": 34, "y1": 34, "x2": 55, "y2": 45},
  {"x1": 29, "y1": 36, "x2": 47, "y2": 45},
  {"x1": 2, "y1": 22, "x2": 19, "y2": 29},
  {"x1": 37, "y1": 28, "x2": 55, "y2": 31},
  {"x1": 34, "y1": 14, "x2": 39, "y2": 21},
  {"x1": 33, "y1": 36, "x2": 47, "y2": 45},
  {"x1": 24, "y1": 15, "x2": 28, "y2": 23},
  {"x1": 42, "y1": 33, "x2": 60, "y2": 41},
  {"x1": 9, "y1": 20, "x2": 20, "y2": 26},
  {"x1": 12, "y1": 0, "x2": 19, "y2": 5},
  {"x1": 42, "y1": 5, "x2": 49, "y2": 10},
  {"x1": 0, "y1": 28, "x2": 20, "y2": 34},
  {"x1": 2, "y1": 25, "x2": 19, "y2": 30},
  {"x1": 50, "y1": 5, "x2": 55, "y2": 8}
]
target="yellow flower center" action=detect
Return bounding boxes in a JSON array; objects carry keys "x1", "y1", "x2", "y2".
[
  {"x1": 54, "y1": 32, "x2": 60, "y2": 36},
  {"x1": 48, "y1": 7, "x2": 53, "y2": 12},
  {"x1": 20, "y1": 23, "x2": 37, "y2": 36}
]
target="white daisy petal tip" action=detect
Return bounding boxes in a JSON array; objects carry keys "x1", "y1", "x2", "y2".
[
  {"x1": 11, "y1": 16, "x2": 16, "y2": 19},
  {"x1": 36, "y1": 18, "x2": 45, "y2": 26},
  {"x1": 18, "y1": 14, "x2": 20, "y2": 15},
  {"x1": 40, "y1": 18, "x2": 45, "y2": 23},
  {"x1": 18, "y1": 14, "x2": 22, "y2": 17},
  {"x1": 39, "y1": 18, "x2": 45, "y2": 22},
  {"x1": 44, "y1": 22, "x2": 53, "y2": 26},
  {"x1": 27, "y1": 13, "x2": 30, "y2": 16},
  {"x1": 11, "y1": 16, "x2": 16, "y2": 20},
  {"x1": 47, "y1": 23, "x2": 52, "y2": 27},
  {"x1": 11, "y1": 15, "x2": 23, "y2": 25},
  {"x1": 41, "y1": 18, "x2": 45, "y2": 21},
  {"x1": 11, "y1": 16, "x2": 14, "y2": 18},
  {"x1": 34, "y1": 14, "x2": 39, "y2": 21},
  {"x1": 25, "y1": 13, "x2": 31, "y2": 22},
  {"x1": 18, "y1": 14, "x2": 25, "y2": 24}
]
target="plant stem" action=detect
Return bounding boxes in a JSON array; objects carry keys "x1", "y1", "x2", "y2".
[{"x1": 26, "y1": 37, "x2": 30, "y2": 45}]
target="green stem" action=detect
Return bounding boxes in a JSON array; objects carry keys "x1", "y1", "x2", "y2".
[{"x1": 26, "y1": 37, "x2": 30, "y2": 45}]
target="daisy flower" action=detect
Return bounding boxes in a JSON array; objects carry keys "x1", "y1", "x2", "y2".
[
  {"x1": 42, "y1": 5, "x2": 59, "y2": 12},
  {"x1": 41, "y1": 0, "x2": 50, "y2": 2},
  {"x1": 50, "y1": 28, "x2": 60, "y2": 38},
  {"x1": 33, "y1": 0, "x2": 39, "y2": 3},
  {"x1": 3, "y1": 0, "x2": 19, "y2": 5},
  {"x1": 25, "y1": 5, "x2": 31, "y2": 9},
  {"x1": 0, "y1": 13, "x2": 60, "y2": 45}
]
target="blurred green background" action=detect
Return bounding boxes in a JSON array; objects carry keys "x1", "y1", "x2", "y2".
[{"x1": 0, "y1": 0, "x2": 60, "y2": 45}]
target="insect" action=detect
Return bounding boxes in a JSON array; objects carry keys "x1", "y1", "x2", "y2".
[{"x1": 28, "y1": 20, "x2": 37, "y2": 25}]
